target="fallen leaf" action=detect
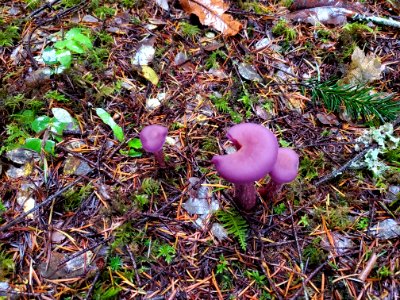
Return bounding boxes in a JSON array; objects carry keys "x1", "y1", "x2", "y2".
[
  {"x1": 179, "y1": 0, "x2": 242, "y2": 36},
  {"x1": 141, "y1": 66, "x2": 159, "y2": 85},
  {"x1": 340, "y1": 46, "x2": 382, "y2": 85},
  {"x1": 289, "y1": 0, "x2": 366, "y2": 13},
  {"x1": 288, "y1": 6, "x2": 355, "y2": 25},
  {"x1": 155, "y1": 0, "x2": 169, "y2": 11},
  {"x1": 238, "y1": 63, "x2": 262, "y2": 82}
]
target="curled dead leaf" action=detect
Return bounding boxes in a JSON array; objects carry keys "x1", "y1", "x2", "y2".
[{"x1": 179, "y1": 0, "x2": 242, "y2": 36}]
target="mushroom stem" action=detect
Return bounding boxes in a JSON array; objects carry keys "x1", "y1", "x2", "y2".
[
  {"x1": 234, "y1": 183, "x2": 257, "y2": 211},
  {"x1": 153, "y1": 150, "x2": 166, "y2": 168},
  {"x1": 258, "y1": 180, "x2": 283, "y2": 201}
]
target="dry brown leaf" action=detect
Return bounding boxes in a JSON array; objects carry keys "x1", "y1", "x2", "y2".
[
  {"x1": 340, "y1": 46, "x2": 382, "y2": 85},
  {"x1": 179, "y1": 0, "x2": 242, "y2": 36},
  {"x1": 288, "y1": 6, "x2": 355, "y2": 25},
  {"x1": 289, "y1": 0, "x2": 366, "y2": 13}
]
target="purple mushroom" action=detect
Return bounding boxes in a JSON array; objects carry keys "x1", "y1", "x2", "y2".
[
  {"x1": 211, "y1": 123, "x2": 279, "y2": 210},
  {"x1": 259, "y1": 148, "x2": 299, "y2": 200},
  {"x1": 140, "y1": 125, "x2": 168, "y2": 167}
]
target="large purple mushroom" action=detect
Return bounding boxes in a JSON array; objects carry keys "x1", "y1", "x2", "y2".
[
  {"x1": 140, "y1": 125, "x2": 168, "y2": 167},
  {"x1": 211, "y1": 123, "x2": 279, "y2": 210},
  {"x1": 259, "y1": 148, "x2": 299, "y2": 200}
]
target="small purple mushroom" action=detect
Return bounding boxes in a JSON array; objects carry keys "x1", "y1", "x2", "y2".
[
  {"x1": 259, "y1": 148, "x2": 299, "y2": 200},
  {"x1": 140, "y1": 125, "x2": 168, "y2": 167},
  {"x1": 211, "y1": 123, "x2": 279, "y2": 210}
]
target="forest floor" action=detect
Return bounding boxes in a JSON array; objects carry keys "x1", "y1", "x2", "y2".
[{"x1": 0, "y1": 0, "x2": 399, "y2": 299}]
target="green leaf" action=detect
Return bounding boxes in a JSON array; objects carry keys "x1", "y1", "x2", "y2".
[
  {"x1": 54, "y1": 40, "x2": 68, "y2": 49},
  {"x1": 217, "y1": 209, "x2": 248, "y2": 251},
  {"x1": 65, "y1": 39, "x2": 85, "y2": 54},
  {"x1": 24, "y1": 138, "x2": 55, "y2": 154},
  {"x1": 95, "y1": 108, "x2": 125, "y2": 142},
  {"x1": 56, "y1": 49, "x2": 72, "y2": 68},
  {"x1": 66, "y1": 28, "x2": 93, "y2": 49},
  {"x1": 141, "y1": 66, "x2": 159, "y2": 85},
  {"x1": 32, "y1": 116, "x2": 51, "y2": 133},
  {"x1": 128, "y1": 138, "x2": 142, "y2": 149},
  {"x1": 42, "y1": 48, "x2": 58, "y2": 65},
  {"x1": 52, "y1": 107, "x2": 74, "y2": 123},
  {"x1": 51, "y1": 120, "x2": 68, "y2": 136}
]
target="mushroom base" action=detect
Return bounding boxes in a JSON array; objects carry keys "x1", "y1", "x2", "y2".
[
  {"x1": 154, "y1": 150, "x2": 166, "y2": 168},
  {"x1": 258, "y1": 180, "x2": 283, "y2": 201},
  {"x1": 234, "y1": 183, "x2": 257, "y2": 211}
]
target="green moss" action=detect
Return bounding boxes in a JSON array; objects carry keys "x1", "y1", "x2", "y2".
[{"x1": 272, "y1": 18, "x2": 297, "y2": 42}]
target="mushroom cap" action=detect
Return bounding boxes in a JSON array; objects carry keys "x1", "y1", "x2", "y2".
[
  {"x1": 211, "y1": 123, "x2": 279, "y2": 184},
  {"x1": 139, "y1": 125, "x2": 168, "y2": 153},
  {"x1": 269, "y1": 148, "x2": 299, "y2": 184}
]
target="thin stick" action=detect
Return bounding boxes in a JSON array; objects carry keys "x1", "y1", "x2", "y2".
[
  {"x1": 0, "y1": 175, "x2": 87, "y2": 232},
  {"x1": 314, "y1": 146, "x2": 374, "y2": 186}
]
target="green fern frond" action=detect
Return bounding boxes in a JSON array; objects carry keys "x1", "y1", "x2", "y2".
[
  {"x1": 311, "y1": 80, "x2": 400, "y2": 123},
  {"x1": 216, "y1": 208, "x2": 248, "y2": 251}
]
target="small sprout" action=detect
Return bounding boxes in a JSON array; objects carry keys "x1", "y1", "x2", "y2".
[
  {"x1": 140, "y1": 125, "x2": 168, "y2": 167},
  {"x1": 212, "y1": 123, "x2": 279, "y2": 210}
]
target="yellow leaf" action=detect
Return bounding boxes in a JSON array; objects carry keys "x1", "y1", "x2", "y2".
[
  {"x1": 141, "y1": 66, "x2": 159, "y2": 85},
  {"x1": 179, "y1": 0, "x2": 242, "y2": 36}
]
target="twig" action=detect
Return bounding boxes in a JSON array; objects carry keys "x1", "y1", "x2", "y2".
[
  {"x1": 314, "y1": 145, "x2": 374, "y2": 186},
  {"x1": 352, "y1": 13, "x2": 400, "y2": 29},
  {"x1": 0, "y1": 175, "x2": 88, "y2": 232},
  {"x1": 358, "y1": 252, "x2": 378, "y2": 281},
  {"x1": 85, "y1": 270, "x2": 100, "y2": 300},
  {"x1": 287, "y1": 200, "x2": 309, "y2": 300},
  {"x1": 288, "y1": 261, "x2": 329, "y2": 300}
]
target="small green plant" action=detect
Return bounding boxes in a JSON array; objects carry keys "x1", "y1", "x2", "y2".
[
  {"x1": 209, "y1": 93, "x2": 243, "y2": 123},
  {"x1": 44, "y1": 90, "x2": 70, "y2": 103},
  {"x1": 0, "y1": 199, "x2": 5, "y2": 213},
  {"x1": 109, "y1": 256, "x2": 123, "y2": 271},
  {"x1": 245, "y1": 269, "x2": 267, "y2": 286},
  {"x1": 216, "y1": 208, "x2": 248, "y2": 251},
  {"x1": 24, "y1": 0, "x2": 41, "y2": 10},
  {"x1": 356, "y1": 217, "x2": 369, "y2": 230},
  {"x1": 93, "y1": 286, "x2": 121, "y2": 300},
  {"x1": 179, "y1": 22, "x2": 201, "y2": 38},
  {"x1": 63, "y1": 184, "x2": 92, "y2": 212},
  {"x1": 299, "y1": 153, "x2": 325, "y2": 181},
  {"x1": 201, "y1": 137, "x2": 218, "y2": 153},
  {"x1": 272, "y1": 18, "x2": 297, "y2": 41},
  {"x1": 298, "y1": 215, "x2": 310, "y2": 227},
  {"x1": 316, "y1": 205, "x2": 351, "y2": 230},
  {"x1": 216, "y1": 254, "x2": 229, "y2": 275},
  {"x1": 0, "y1": 25, "x2": 19, "y2": 47},
  {"x1": 303, "y1": 238, "x2": 327, "y2": 266},
  {"x1": 60, "y1": 0, "x2": 81, "y2": 7},
  {"x1": 133, "y1": 194, "x2": 149, "y2": 209},
  {"x1": 94, "y1": 6, "x2": 116, "y2": 20},
  {"x1": 95, "y1": 108, "x2": 125, "y2": 142},
  {"x1": 120, "y1": 138, "x2": 142, "y2": 157},
  {"x1": 141, "y1": 178, "x2": 160, "y2": 196},
  {"x1": 42, "y1": 28, "x2": 93, "y2": 73},
  {"x1": 204, "y1": 50, "x2": 227, "y2": 70},
  {"x1": 0, "y1": 245, "x2": 15, "y2": 281},
  {"x1": 377, "y1": 265, "x2": 392, "y2": 278},
  {"x1": 215, "y1": 254, "x2": 233, "y2": 289},
  {"x1": 343, "y1": 22, "x2": 374, "y2": 37},
  {"x1": 273, "y1": 203, "x2": 286, "y2": 215},
  {"x1": 156, "y1": 244, "x2": 176, "y2": 264},
  {"x1": 25, "y1": 108, "x2": 78, "y2": 154}
]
